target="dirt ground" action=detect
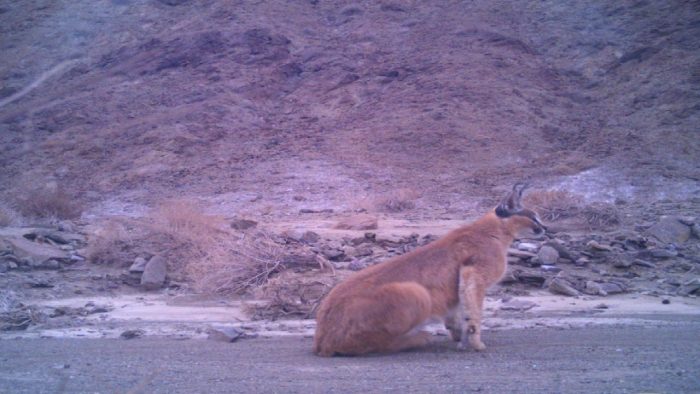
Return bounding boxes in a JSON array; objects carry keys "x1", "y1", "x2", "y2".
[{"x1": 2, "y1": 322, "x2": 699, "y2": 393}]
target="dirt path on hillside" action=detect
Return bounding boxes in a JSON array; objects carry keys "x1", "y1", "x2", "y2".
[{"x1": 1, "y1": 322, "x2": 699, "y2": 393}]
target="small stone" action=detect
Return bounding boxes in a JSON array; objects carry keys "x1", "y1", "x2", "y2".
[
  {"x1": 645, "y1": 217, "x2": 691, "y2": 244},
  {"x1": 691, "y1": 223, "x2": 700, "y2": 239},
  {"x1": 141, "y1": 255, "x2": 167, "y2": 290},
  {"x1": 508, "y1": 248, "x2": 537, "y2": 259},
  {"x1": 129, "y1": 257, "x2": 148, "y2": 273},
  {"x1": 230, "y1": 218, "x2": 258, "y2": 231},
  {"x1": 348, "y1": 258, "x2": 371, "y2": 271},
  {"x1": 587, "y1": 240, "x2": 613, "y2": 252},
  {"x1": 594, "y1": 303, "x2": 609, "y2": 309},
  {"x1": 548, "y1": 277, "x2": 580, "y2": 296},
  {"x1": 40, "y1": 259, "x2": 61, "y2": 270},
  {"x1": 633, "y1": 259, "x2": 655, "y2": 268},
  {"x1": 120, "y1": 329, "x2": 144, "y2": 339},
  {"x1": 612, "y1": 258, "x2": 633, "y2": 269},
  {"x1": 300, "y1": 231, "x2": 320, "y2": 244},
  {"x1": 500, "y1": 299, "x2": 538, "y2": 311},
  {"x1": 540, "y1": 265, "x2": 562, "y2": 273},
  {"x1": 333, "y1": 214, "x2": 378, "y2": 230},
  {"x1": 321, "y1": 246, "x2": 345, "y2": 261},
  {"x1": 499, "y1": 268, "x2": 518, "y2": 284},
  {"x1": 584, "y1": 281, "x2": 607, "y2": 296},
  {"x1": 207, "y1": 326, "x2": 244, "y2": 342},
  {"x1": 517, "y1": 242, "x2": 539, "y2": 252},
  {"x1": 537, "y1": 245, "x2": 559, "y2": 265},
  {"x1": 649, "y1": 248, "x2": 677, "y2": 259},
  {"x1": 544, "y1": 241, "x2": 575, "y2": 260},
  {"x1": 599, "y1": 282, "x2": 626, "y2": 294},
  {"x1": 515, "y1": 269, "x2": 547, "y2": 286},
  {"x1": 661, "y1": 299, "x2": 671, "y2": 305},
  {"x1": 346, "y1": 245, "x2": 373, "y2": 258}
]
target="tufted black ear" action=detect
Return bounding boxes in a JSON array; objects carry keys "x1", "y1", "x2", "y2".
[{"x1": 496, "y1": 183, "x2": 528, "y2": 218}]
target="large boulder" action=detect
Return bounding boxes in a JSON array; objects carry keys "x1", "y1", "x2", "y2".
[
  {"x1": 141, "y1": 255, "x2": 167, "y2": 290},
  {"x1": 645, "y1": 217, "x2": 691, "y2": 244}
]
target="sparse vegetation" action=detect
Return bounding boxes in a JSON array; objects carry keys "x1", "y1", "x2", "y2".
[
  {"x1": 524, "y1": 189, "x2": 620, "y2": 229},
  {"x1": 358, "y1": 188, "x2": 419, "y2": 213},
  {"x1": 12, "y1": 185, "x2": 82, "y2": 221},
  {"x1": 87, "y1": 200, "x2": 286, "y2": 295},
  {"x1": 524, "y1": 190, "x2": 584, "y2": 222}
]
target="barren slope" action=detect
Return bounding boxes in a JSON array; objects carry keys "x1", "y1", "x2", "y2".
[{"x1": 0, "y1": 0, "x2": 698, "y2": 216}]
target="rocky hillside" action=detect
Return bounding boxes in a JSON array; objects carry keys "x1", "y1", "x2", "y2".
[{"x1": 1, "y1": 1, "x2": 698, "y2": 218}]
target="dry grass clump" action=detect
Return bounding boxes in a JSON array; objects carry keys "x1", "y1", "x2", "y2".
[
  {"x1": 581, "y1": 203, "x2": 621, "y2": 229},
  {"x1": 523, "y1": 190, "x2": 584, "y2": 221},
  {"x1": 524, "y1": 189, "x2": 620, "y2": 229},
  {"x1": 87, "y1": 200, "x2": 289, "y2": 295},
  {"x1": 247, "y1": 270, "x2": 339, "y2": 320},
  {"x1": 0, "y1": 203, "x2": 22, "y2": 227},
  {"x1": 356, "y1": 188, "x2": 419, "y2": 213},
  {"x1": 86, "y1": 219, "x2": 135, "y2": 266},
  {"x1": 12, "y1": 185, "x2": 82, "y2": 220}
]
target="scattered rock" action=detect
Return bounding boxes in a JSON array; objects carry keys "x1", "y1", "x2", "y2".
[
  {"x1": 207, "y1": 326, "x2": 244, "y2": 342},
  {"x1": 120, "y1": 329, "x2": 144, "y2": 339},
  {"x1": 141, "y1": 255, "x2": 167, "y2": 290},
  {"x1": 500, "y1": 299, "x2": 537, "y2": 311},
  {"x1": 333, "y1": 214, "x2": 378, "y2": 230},
  {"x1": 4, "y1": 236, "x2": 70, "y2": 264},
  {"x1": 537, "y1": 245, "x2": 559, "y2": 265},
  {"x1": 129, "y1": 257, "x2": 148, "y2": 273},
  {"x1": 594, "y1": 303, "x2": 609, "y2": 309},
  {"x1": 645, "y1": 217, "x2": 692, "y2": 244},
  {"x1": 661, "y1": 299, "x2": 671, "y2": 305},
  {"x1": 548, "y1": 277, "x2": 580, "y2": 296},
  {"x1": 230, "y1": 218, "x2": 258, "y2": 231}
]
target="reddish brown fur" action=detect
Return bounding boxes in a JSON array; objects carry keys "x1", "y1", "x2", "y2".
[{"x1": 314, "y1": 186, "x2": 544, "y2": 356}]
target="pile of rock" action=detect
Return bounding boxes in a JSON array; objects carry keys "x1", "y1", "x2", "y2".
[
  {"x1": 0, "y1": 227, "x2": 86, "y2": 273},
  {"x1": 276, "y1": 215, "x2": 699, "y2": 299}
]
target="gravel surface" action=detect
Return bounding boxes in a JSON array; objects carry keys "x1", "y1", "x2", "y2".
[{"x1": 1, "y1": 320, "x2": 699, "y2": 393}]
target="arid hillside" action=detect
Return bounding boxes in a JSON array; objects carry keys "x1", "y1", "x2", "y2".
[{"x1": 0, "y1": 0, "x2": 698, "y2": 217}]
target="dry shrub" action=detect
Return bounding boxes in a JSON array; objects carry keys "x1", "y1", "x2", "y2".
[
  {"x1": 86, "y1": 219, "x2": 135, "y2": 266},
  {"x1": 184, "y1": 229, "x2": 285, "y2": 295},
  {"x1": 523, "y1": 190, "x2": 584, "y2": 221},
  {"x1": 357, "y1": 188, "x2": 419, "y2": 213},
  {"x1": 0, "y1": 204, "x2": 21, "y2": 227},
  {"x1": 581, "y1": 203, "x2": 621, "y2": 229},
  {"x1": 524, "y1": 189, "x2": 620, "y2": 229},
  {"x1": 247, "y1": 270, "x2": 339, "y2": 320},
  {"x1": 87, "y1": 200, "x2": 288, "y2": 294},
  {"x1": 13, "y1": 185, "x2": 82, "y2": 220}
]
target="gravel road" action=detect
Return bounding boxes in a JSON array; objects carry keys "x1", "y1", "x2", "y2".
[{"x1": 1, "y1": 319, "x2": 699, "y2": 393}]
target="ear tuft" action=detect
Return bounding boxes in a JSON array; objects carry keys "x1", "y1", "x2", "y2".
[{"x1": 495, "y1": 205, "x2": 511, "y2": 218}]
